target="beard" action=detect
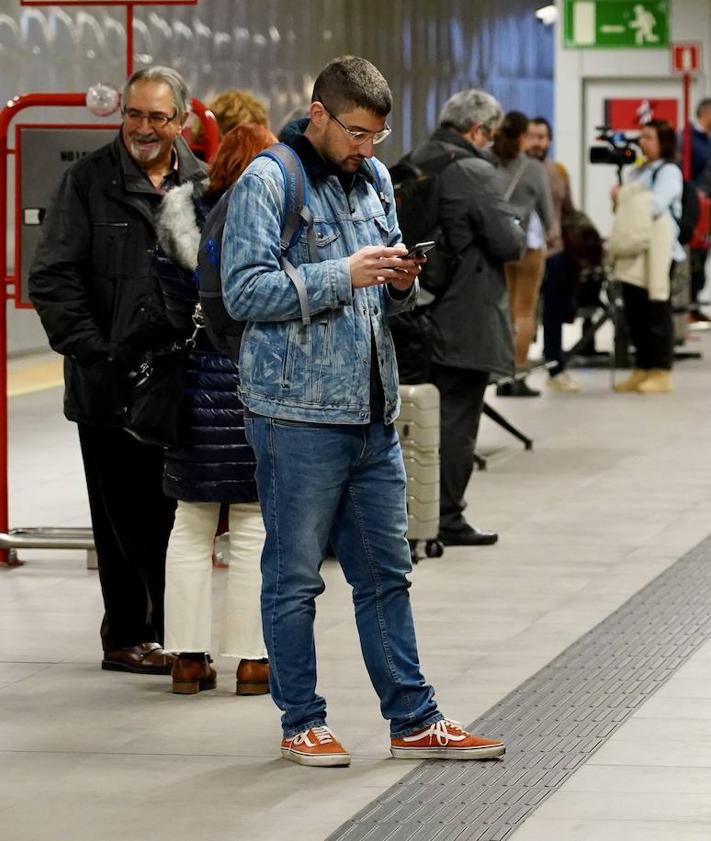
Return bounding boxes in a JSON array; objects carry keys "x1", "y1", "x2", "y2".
[
  {"x1": 128, "y1": 134, "x2": 163, "y2": 163},
  {"x1": 527, "y1": 147, "x2": 548, "y2": 161}
]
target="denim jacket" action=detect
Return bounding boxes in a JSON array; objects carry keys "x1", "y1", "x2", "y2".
[{"x1": 221, "y1": 138, "x2": 417, "y2": 424}]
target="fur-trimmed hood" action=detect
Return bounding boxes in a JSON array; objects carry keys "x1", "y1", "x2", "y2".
[{"x1": 155, "y1": 179, "x2": 208, "y2": 271}]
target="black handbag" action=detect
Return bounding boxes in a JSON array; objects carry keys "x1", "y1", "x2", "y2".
[{"x1": 123, "y1": 307, "x2": 203, "y2": 447}]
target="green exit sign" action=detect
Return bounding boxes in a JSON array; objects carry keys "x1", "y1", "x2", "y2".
[{"x1": 564, "y1": 0, "x2": 670, "y2": 49}]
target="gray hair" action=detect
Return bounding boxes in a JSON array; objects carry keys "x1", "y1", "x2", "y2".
[
  {"x1": 122, "y1": 66, "x2": 190, "y2": 121},
  {"x1": 438, "y1": 89, "x2": 502, "y2": 135}
]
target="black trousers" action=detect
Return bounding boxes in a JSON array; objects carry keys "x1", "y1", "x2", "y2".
[
  {"x1": 430, "y1": 364, "x2": 490, "y2": 532},
  {"x1": 542, "y1": 252, "x2": 577, "y2": 377},
  {"x1": 77, "y1": 424, "x2": 176, "y2": 651},
  {"x1": 690, "y1": 248, "x2": 707, "y2": 309},
  {"x1": 621, "y1": 280, "x2": 674, "y2": 370}
]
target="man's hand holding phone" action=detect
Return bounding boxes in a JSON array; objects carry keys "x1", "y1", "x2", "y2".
[
  {"x1": 388, "y1": 241, "x2": 433, "y2": 291},
  {"x1": 348, "y1": 244, "x2": 426, "y2": 290}
]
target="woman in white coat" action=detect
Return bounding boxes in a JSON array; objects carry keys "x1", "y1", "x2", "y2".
[{"x1": 611, "y1": 120, "x2": 684, "y2": 394}]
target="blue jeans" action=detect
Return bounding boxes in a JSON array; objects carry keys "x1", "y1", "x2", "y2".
[{"x1": 244, "y1": 415, "x2": 442, "y2": 739}]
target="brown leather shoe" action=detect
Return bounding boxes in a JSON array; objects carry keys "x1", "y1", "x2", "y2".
[
  {"x1": 236, "y1": 659, "x2": 269, "y2": 695},
  {"x1": 171, "y1": 656, "x2": 217, "y2": 695},
  {"x1": 102, "y1": 642, "x2": 176, "y2": 675}
]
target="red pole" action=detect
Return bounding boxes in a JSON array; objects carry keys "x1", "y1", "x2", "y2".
[
  {"x1": 0, "y1": 114, "x2": 8, "y2": 564},
  {"x1": 0, "y1": 92, "x2": 214, "y2": 566},
  {"x1": 683, "y1": 72, "x2": 692, "y2": 180},
  {"x1": 126, "y1": 3, "x2": 134, "y2": 77}
]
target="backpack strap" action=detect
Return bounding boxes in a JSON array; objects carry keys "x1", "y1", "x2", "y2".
[
  {"x1": 363, "y1": 158, "x2": 390, "y2": 212},
  {"x1": 504, "y1": 158, "x2": 530, "y2": 203},
  {"x1": 256, "y1": 143, "x2": 313, "y2": 325},
  {"x1": 650, "y1": 161, "x2": 682, "y2": 227}
]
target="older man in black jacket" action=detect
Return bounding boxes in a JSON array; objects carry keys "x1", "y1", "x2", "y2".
[
  {"x1": 29, "y1": 66, "x2": 206, "y2": 673},
  {"x1": 410, "y1": 90, "x2": 525, "y2": 547}
]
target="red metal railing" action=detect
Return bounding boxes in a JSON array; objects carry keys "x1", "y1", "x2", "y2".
[{"x1": 0, "y1": 92, "x2": 218, "y2": 563}]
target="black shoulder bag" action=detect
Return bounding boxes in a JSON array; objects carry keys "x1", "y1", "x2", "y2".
[{"x1": 123, "y1": 305, "x2": 203, "y2": 448}]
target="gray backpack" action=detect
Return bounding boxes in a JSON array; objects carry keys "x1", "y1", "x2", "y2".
[{"x1": 195, "y1": 143, "x2": 315, "y2": 356}]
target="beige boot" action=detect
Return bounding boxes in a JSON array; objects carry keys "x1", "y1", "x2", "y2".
[
  {"x1": 637, "y1": 369, "x2": 673, "y2": 394},
  {"x1": 613, "y1": 369, "x2": 648, "y2": 392}
]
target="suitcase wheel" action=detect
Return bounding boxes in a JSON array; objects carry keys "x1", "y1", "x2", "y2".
[{"x1": 425, "y1": 539, "x2": 444, "y2": 559}]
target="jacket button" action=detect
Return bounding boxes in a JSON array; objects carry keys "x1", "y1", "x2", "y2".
[{"x1": 373, "y1": 306, "x2": 379, "y2": 315}]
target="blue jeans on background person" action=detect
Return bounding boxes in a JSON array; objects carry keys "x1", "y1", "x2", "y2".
[{"x1": 244, "y1": 414, "x2": 442, "y2": 739}]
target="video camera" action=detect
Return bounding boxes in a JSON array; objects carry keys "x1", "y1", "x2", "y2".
[{"x1": 589, "y1": 127, "x2": 638, "y2": 181}]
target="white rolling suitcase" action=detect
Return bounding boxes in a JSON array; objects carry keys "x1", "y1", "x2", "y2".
[{"x1": 395, "y1": 384, "x2": 444, "y2": 563}]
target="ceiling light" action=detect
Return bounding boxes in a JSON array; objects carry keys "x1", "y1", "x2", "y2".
[{"x1": 535, "y1": 5, "x2": 558, "y2": 25}]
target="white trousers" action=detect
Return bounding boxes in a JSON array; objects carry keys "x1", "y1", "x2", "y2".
[{"x1": 164, "y1": 501, "x2": 267, "y2": 658}]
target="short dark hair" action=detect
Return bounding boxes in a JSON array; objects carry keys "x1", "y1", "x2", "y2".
[
  {"x1": 697, "y1": 98, "x2": 711, "y2": 118},
  {"x1": 312, "y1": 56, "x2": 392, "y2": 117},
  {"x1": 492, "y1": 110, "x2": 529, "y2": 162},
  {"x1": 645, "y1": 119, "x2": 677, "y2": 161},
  {"x1": 530, "y1": 116, "x2": 552, "y2": 139}
]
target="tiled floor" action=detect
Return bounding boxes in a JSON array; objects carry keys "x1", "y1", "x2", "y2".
[{"x1": 2, "y1": 328, "x2": 711, "y2": 841}]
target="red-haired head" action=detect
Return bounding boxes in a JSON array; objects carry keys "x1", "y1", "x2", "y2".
[{"x1": 205, "y1": 123, "x2": 277, "y2": 202}]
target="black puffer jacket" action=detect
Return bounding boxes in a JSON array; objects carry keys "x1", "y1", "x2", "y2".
[
  {"x1": 155, "y1": 182, "x2": 258, "y2": 504},
  {"x1": 28, "y1": 133, "x2": 206, "y2": 426}
]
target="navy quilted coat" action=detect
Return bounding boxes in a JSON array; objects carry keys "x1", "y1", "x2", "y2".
[
  {"x1": 162, "y1": 343, "x2": 258, "y2": 503},
  {"x1": 156, "y1": 182, "x2": 258, "y2": 504}
]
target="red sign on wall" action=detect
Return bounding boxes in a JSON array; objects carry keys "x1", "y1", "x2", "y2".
[
  {"x1": 604, "y1": 98, "x2": 679, "y2": 131},
  {"x1": 671, "y1": 42, "x2": 703, "y2": 75}
]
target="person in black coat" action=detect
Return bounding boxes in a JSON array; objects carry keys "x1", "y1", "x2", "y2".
[
  {"x1": 156, "y1": 123, "x2": 277, "y2": 696},
  {"x1": 29, "y1": 67, "x2": 204, "y2": 675},
  {"x1": 409, "y1": 89, "x2": 525, "y2": 547}
]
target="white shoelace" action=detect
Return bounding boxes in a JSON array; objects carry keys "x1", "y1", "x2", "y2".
[
  {"x1": 402, "y1": 718, "x2": 466, "y2": 746},
  {"x1": 291, "y1": 725, "x2": 336, "y2": 748}
]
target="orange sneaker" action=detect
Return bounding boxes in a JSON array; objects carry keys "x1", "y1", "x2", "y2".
[
  {"x1": 391, "y1": 719, "x2": 505, "y2": 760},
  {"x1": 280, "y1": 726, "x2": 351, "y2": 767}
]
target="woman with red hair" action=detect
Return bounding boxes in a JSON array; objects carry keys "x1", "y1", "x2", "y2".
[{"x1": 154, "y1": 123, "x2": 276, "y2": 696}]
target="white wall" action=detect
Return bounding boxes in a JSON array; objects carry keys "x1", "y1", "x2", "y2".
[{"x1": 554, "y1": 0, "x2": 711, "y2": 233}]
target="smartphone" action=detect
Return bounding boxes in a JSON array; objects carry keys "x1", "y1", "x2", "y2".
[{"x1": 405, "y1": 240, "x2": 436, "y2": 258}]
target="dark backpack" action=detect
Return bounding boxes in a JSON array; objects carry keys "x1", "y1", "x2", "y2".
[
  {"x1": 195, "y1": 143, "x2": 316, "y2": 355},
  {"x1": 651, "y1": 162, "x2": 700, "y2": 245},
  {"x1": 389, "y1": 149, "x2": 468, "y2": 299}
]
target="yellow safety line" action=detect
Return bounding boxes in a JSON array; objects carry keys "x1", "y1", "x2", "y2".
[{"x1": 7, "y1": 360, "x2": 64, "y2": 397}]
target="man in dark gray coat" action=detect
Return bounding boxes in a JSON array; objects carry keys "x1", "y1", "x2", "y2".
[
  {"x1": 410, "y1": 89, "x2": 525, "y2": 547},
  {"x1": 29, "y1": 67, "x2": 205, "y2": 673}
]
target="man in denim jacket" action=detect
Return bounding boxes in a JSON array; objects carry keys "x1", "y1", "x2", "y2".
[{"x1": 222, "y1": 56, "x2": 505, "y2": 767}]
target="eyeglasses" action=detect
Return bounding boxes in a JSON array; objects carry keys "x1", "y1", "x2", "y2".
[
  {"x1": 324, "y1": 108, "x2": 391, "y2": 146},
  {"x1": 122, "y1": 108, "x2": 178, "y2": 128}
]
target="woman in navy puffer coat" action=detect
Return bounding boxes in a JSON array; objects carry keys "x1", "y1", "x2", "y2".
[{"x1": 156, "y1": 124, "x2": 276, "y2": 696}]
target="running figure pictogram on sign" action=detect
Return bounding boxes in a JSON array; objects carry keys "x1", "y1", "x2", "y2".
[{"x1": 628, "y1": 4, "x2": 659, "y2": 45}]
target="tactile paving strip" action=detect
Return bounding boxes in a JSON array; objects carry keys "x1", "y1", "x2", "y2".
[{"x1": 326, "y1": 535, "x2": 711, "y2": 841}]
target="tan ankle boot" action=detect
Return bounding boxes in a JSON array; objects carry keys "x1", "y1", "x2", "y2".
[
  {"x1": 613, "y1": 369, "x2": 648, "y2": 392},
  {"x1": 171, "y1": 655, "x2": 217, "y2": 695},
  {"x1": 236, "y1": 659, "x2": 269, "y2": 695},
  {"x1": 637, "y1": 369, "x2": 673, "y2": 393}
]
